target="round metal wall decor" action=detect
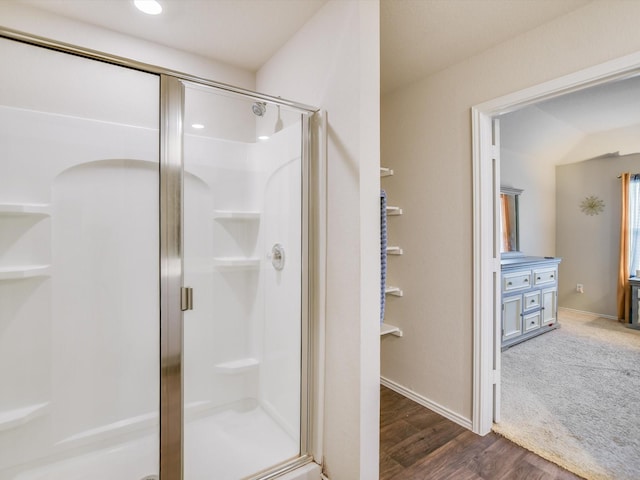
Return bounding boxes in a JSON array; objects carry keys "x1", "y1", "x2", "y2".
[{"x1": 580, "y1": 195, "x2": 605, "y2": 216}]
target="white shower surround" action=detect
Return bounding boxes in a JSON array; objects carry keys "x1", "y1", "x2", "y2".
[
  {"x1": 0, "y1": 43, "x2": 312, "y2": 479},
  {"x1": 10, "y1": 405, "x2": 303, "y2": 480},
  {"x1": 183, "y1": 120, "x2": 304, "y2": 451},
  {"x1": 0, "y1": 103, "x2": 161, "y2": 476}
]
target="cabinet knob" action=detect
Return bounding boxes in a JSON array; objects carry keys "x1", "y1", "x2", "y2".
[
  {"x1": 551, "y1": 275, "x2": 554, "y2": 278},
  {"x1": 524, "y1": 278, "x2": 529, "y2": 282},
  {"x1": 531, "y1": 299, "x2": 535, "y2": 303},
  {"x1": 537, "y1": 277, "x2": 541, "y2": 280},
  {"x1": 508, "y1": 282, "x2": 512, "y2": 285}
]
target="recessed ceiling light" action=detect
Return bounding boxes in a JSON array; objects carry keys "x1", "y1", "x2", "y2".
[
  {"x1": 258, "y1": 135, "x2": 270, "y2": 141},
  {"x1": 134, "y1": 0, "x2": 162, "y2": 15},
  {"x1": 191, "y1": 124, "x2": 205, "y2": 129}
]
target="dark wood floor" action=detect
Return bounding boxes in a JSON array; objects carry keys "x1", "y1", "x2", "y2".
[{"x1": 380, "y1": 386, "x2": 583, "y2": 480}]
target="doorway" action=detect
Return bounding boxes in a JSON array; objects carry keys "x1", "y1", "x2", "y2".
[{"x1": 472, "y1": 51, "x2": 640, "y2": 434}]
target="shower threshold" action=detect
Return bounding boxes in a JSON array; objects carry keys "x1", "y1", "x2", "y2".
[{"x1": 5, "y1": 401, "x2": 299, "y2": 480}]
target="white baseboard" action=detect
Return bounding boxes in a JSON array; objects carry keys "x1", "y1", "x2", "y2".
[
  {"x1": 380, "y1": 376, "x2": 472, "y2": 431},
  {"x1": 559, "y1": 306, "x2": 618, "y2": 321}
]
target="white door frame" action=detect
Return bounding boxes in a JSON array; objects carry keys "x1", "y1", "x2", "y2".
[{"x1": 471, "y1": 51, "x2": 640, "y2": 435}]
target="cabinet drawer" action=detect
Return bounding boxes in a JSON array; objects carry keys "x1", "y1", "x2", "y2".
[
  {"x1": 523, "y1": 290, "x2": 541, "y2": 311},
  {"x1": 533, "y1": 267, "x2": 557, "y2": 286},
  {"x1": 503, "y1": 271, "x2": 532, "y2": 292},
  {"x1": 523, "y1": 311, "x2": 541, "y2": 333}
]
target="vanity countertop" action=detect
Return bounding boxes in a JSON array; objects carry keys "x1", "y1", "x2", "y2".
[{"x1": 501, "y1": 255, "x2": 562, "y2": 270}]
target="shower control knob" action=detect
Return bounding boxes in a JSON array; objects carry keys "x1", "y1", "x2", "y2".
[{"x1": 269, "y1": 243, "x2": 285, "y2": 271}]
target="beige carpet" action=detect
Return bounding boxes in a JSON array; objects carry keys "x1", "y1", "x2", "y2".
[{"x1": 493, "y1": 309, "x2": 640, "y2": 480}]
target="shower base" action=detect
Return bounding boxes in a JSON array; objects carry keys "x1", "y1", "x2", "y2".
[{"x1": 6, "y1": 402, "x2": 313, "y2": 480}]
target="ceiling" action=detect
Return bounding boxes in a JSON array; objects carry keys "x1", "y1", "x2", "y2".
[
  {"x1": 380, "y1": 0, "x2": 590, "y2": 94},
  {"x1": 501, "y1": 74, "x2": 640, "y2": 164},
  {"x1": 17, "y1": 0, "x2": 327, "y2": 71},
  {"x1": 18, "y1": 0, "x2": 591, "y2": 94}
]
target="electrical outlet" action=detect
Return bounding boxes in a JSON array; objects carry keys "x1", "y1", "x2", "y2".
[{"x1": 576, "y1": 283, "x2": 584, "y2": 293}]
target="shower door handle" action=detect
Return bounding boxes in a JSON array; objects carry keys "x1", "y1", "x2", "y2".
[{"x1": 181, "y1": 287, "x2": 193, "y2": 311}]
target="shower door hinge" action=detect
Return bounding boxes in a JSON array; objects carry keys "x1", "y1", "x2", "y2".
[{"x1": 181, "y1": 287, "x2": 193, "y2": 311}]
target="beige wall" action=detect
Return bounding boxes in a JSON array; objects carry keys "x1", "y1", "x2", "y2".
[
  {"x1": 381, "y1": 0, "x2": 640, "y2": 423},
  {"x1": 499, "y1": 104, "x2": 587, "y2": 257},
  {"x1": 258, "y1": 1, "x2": 381, "y2": 478},
  {"x1": 500, "y1": 147, "x2": 557, "y2": 257},
  {"x1": 556, "y1": 154, "x2": 640, "y2": 317}
]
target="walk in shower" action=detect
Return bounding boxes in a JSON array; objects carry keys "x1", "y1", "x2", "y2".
[{"x1": 0, "y1": 33, "x2": 317, "y2": 480}]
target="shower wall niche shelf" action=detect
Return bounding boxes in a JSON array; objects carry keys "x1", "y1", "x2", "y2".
[
  {"x1": 214, "y1": 358, "x2": 260, "y2": 375},
  {"x1": 57, "y1": 400, "x2": 213, "y2": 449},
  {"x1": 214, "y1": 210, "x2": 261, "y2": 220},
  {"x1": 380, "y1": 323, "x2": 403, "y2": 337},
  {"x1": 386, "y1": 206, "x2": 403, "y2": 216},
  {"x1": 0, "y1": 203, "x2": 51, "y2": 216},
  {"x1": 385, "y1": 286, "x2": 403, "y2": 297},
  {"x1": 212, "y1": 257, "x2": 260, "y2": 269},
  {"x1": 0, "y1": 265, "x2": 52, "y2": 280},
  {"x1": 0, "y1": 402, "x2": 50, "y2": 432}
]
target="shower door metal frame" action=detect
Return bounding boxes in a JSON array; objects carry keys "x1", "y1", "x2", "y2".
[
  {"x1": 0, "y1": 27, "x2": 320, "y2": 480},
  {"x1": 163, "y1": 76, "x2": 317, "y2": 479},
  {"x1": 159, "y1": 75, "x2": 184, "y2": 480}
]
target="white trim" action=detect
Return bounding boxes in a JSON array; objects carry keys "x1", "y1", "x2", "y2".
[
  {"x1": 558, "y1": 306, "x2": 618, "y2": 321},
  {"x1": 277, "y1": 463, "x2": 323, "y2": 480},
  {"x1": 473, "y1": 50, "x2": 640, "y2": 115},
  {"x1": 380, "y1": 377, "x2": 473, "y2": 431},
  {"x1": 472, "y1": 51, "x2": 640, "y2": 438},
  {"x1": 471, "y1": 108, "x2": 499, "y2": 436}
]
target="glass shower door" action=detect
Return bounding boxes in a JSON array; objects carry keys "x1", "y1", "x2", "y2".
[
  {"x1": 0, "y1": 37, "x2": 160, "y2": 479},
  {"x1": 1, "y1": 31, "x2": 315, "y2": 480},
  {"x1": 181, "y1": 83, "x2": 307, "y2": 479}
]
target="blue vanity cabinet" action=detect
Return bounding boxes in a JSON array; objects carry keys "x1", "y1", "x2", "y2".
[{"x1": 501, "y1": 256, "x2": 562, "y2": 350}]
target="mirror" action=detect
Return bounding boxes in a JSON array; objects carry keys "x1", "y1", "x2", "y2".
[{"x1": 500, "y1": 186, "x2": 523, "y2": 256}]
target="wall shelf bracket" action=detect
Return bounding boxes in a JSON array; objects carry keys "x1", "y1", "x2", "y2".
[
  {"x1": 381, "y1": 323, "x2": 403, "y2": 337},
  {"x1": 385, "y1": 286, "x2": 403, "y2": 297}
]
